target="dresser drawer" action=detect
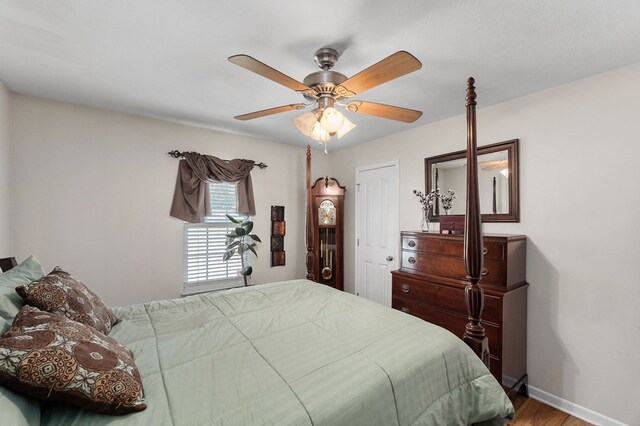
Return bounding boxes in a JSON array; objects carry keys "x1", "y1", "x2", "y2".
[
  {"x1": 392, "y1": 276, "x2": 502, "y2": 324},
  {"x1": 401, "y1": 235, "x2": 505, "y2": 261},
  {"x1": 401, "y1": 251, "x2": 507, "y2": 287},
  {"x1": 392, "y1": 297, "x2": 502, "y2": 355}
]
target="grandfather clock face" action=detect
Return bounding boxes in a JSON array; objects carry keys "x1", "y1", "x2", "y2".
[{"x1": 318, "y1": 199, "x2": 336, "y2": 225}]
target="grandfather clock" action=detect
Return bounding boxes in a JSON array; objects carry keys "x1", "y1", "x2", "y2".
[{"x1": 311, "y1": 176, "x2": 345, "y2": 290}]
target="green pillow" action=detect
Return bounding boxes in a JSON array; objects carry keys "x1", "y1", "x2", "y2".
[
  {"x1": 0, "y1": 256, "x2": 45, "y2": 425},
  {"x1": 0, "y1": 255, "x2": 45, "y2": 329}
]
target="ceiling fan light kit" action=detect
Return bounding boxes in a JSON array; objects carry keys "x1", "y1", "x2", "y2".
[
  {"x1": 319, "y1": 107, "x2": 343, "y2": 133},
  {"x1": 336, "y1": 116, "x2": 356, "y2": 139},
  {"x1": 294, "y1": 111, "x2": 318, "y2": 136},
  {"x1": 229, "y1": 47, "x2": 423, "y2": 151},
  {"x1": 310, "y1": 122, "x2": 330, "y2": 143}
]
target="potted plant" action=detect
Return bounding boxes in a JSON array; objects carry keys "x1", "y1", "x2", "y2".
[{"x1": 223, "y1": 215, "x2": 261, "y2": 286}]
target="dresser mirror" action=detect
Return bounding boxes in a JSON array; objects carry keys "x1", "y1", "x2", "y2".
[{"x1": 425, "y1": 139, "x2": 519, "y2": 222}]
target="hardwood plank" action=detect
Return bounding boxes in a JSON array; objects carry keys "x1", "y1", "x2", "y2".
[{"x1": 509, "y1": 394, "x2": 593, "y2": 426}]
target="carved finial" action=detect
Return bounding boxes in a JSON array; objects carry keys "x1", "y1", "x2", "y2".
[
  {"x1": 466, "y1": 77, "x2": 477, "y2": 106},
  {"x1": 306, "y1": 145, "x2": 311, "y2": 160}
]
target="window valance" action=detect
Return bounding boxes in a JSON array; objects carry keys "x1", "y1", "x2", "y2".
[{"x1": 170, "y1": 152, "x2": 256, "y2": 222}]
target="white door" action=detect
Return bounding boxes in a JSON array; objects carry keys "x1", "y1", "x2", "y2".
[{"x1": 355, "y1": 162, "x2": 399, "y2": 306}]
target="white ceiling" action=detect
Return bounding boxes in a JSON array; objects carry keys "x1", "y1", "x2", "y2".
[{"x1": 1, "y1": 1, "x2": 639, "y2": 151}]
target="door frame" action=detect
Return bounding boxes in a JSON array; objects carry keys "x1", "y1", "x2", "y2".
[{"x1": 354, "y1": 160, "x2": 400, "y2": 299}]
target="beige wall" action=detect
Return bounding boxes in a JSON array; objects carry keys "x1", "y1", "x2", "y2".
[
  {"x1": 9, "y1": 95, "x2": 329, "y2": 305},
  {"x1": 325, "y1": 63, "x2": 640, "y2": 424},
  {"x1": 0, "y1": 81, "x2": 10, "y2": 257}
]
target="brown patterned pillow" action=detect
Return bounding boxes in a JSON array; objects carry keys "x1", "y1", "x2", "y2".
[
  {"x1": 0, "y1": 305, "x2": 146, "y2": 415},
  {"x1": 16, "y1": 267, "x2": 118, "y2": 335}
]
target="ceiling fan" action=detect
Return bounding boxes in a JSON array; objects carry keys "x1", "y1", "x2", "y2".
[{"x1": 228, "y1": 48, "x2": 423, "y2": 148}]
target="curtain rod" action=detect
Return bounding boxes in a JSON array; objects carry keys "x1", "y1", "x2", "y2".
[{"x1": 168, "y1": 150, "x2": 268, "y2": 169}]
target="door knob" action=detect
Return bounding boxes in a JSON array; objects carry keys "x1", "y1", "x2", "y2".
[{"x1": 386, "y1": 255, "x2": 394, "y2": 262}]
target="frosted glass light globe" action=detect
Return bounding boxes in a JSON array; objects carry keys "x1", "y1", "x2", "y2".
[
  {"x1": 310, "y1": 122, "x2": 330, "y2": 142},
  {"x1": 336, "y1": 116, "x2": 356, "y2": 139},
  {"x1": 320, "y1": 107, "x2": 345, "y2": 133},
  {"x1": 294, "y1": 111, "x2": 318, "y2": 136}
]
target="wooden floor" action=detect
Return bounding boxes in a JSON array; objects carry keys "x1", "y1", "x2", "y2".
[{"x1": 508, "y1": 393, "x2": 592, "y2": 425}]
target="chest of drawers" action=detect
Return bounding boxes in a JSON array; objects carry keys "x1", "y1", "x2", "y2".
[{"x1": 391, "y1": 231, "x2": 528, "y2": 391}]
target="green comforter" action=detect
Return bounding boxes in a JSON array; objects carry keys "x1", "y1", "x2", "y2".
[{"x1": 41, "y1": 279, "x2": 513, "y2": 425}]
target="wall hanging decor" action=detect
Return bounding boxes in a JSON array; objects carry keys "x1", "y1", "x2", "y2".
[{"x1": 270, "y1": 206, "x2": 286, "y2": 266}]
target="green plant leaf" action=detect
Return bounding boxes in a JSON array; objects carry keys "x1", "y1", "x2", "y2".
[
  {"x1": 226, "y1": 240, "x2": 240, "y2": 250},
  {"x1": 247, "y1": 244, "x2": 258, "y2": 257},
  {"x1": 248, "y1": 234, "x2": 262, "y2": 242},
  {"x1": 241, "y1": 266, "x2": 253, "y2": 276},
  {"x1": 222, "y1": 249, "x2": 236, "y2": 261},
  {"x1": 226, "y1": 214, "x2": 241, "y2": 224},
  {"x1": 235, "y1": 227, "x2": 246, "y2": 236},
  {"x1": 242, "y1": 221, "x2": 254, "y2": 233},
  {"x1": 238, "y1": 244, "x2": 245, "y2": 255},
  {"x1": 225, "y1": 231, "x2": 238, "y2": 238}
]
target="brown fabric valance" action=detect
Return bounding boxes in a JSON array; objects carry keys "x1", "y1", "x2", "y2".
[{"x1": 170, "y1": 152, "x2": 256, "y2": 223}]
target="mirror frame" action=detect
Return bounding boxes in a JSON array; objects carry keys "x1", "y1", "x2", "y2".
[{"x1": 425, "y1": 138, "x2": 520, "y2": 222}]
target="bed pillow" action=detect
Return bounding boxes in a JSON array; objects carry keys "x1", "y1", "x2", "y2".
[
  {"x1": 0, "y1": 305, "x2": 146, "y2": 415},
  {"x1": 16, "y1": 267, "x2": 117, "y2": 335},
  {"x1": 0, "y1": 256, "x2": 45, "y2": 331}
]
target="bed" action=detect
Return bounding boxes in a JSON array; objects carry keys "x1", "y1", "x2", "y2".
[{"x1": 0, "y1": 79, "x2": 514, "y2": 425}]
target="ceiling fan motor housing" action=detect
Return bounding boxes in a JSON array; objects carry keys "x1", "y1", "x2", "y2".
[
  {"x1": 302, "y1": 70, "x2": 348, "y2": 101},
  {"x1": 314, "y1": 48, "x2": 339, "y2": 70}
]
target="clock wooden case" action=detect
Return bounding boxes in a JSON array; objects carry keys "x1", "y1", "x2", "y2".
[{"x1": 311, "y1": 176, "x2": 345, "y2": 291}]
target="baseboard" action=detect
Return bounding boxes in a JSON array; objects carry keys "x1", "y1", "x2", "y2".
[{"x1": 528, "y1": 385, "x2": 628, "y2": 426}]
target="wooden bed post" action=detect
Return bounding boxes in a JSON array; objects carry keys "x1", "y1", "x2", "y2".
[
  {"x1": 463, "y1": 78, "x2": 490, "y2": 367},
  {"x1": 305, "y1": 145, "x2": 316, "y2": 281}
]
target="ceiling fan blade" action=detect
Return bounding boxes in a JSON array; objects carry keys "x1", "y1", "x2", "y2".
[
  {"x1": 229, "y1": 54, "x2": 313, "y2": 94},
  {"x1": 346, "y1": 101, "x2": 422, "y2": 123},
  {"x1": 234, "y1": 104, "x2": 306, "y2": 121},
  {"x1": 337, "y1": 51, "x2": 422, "y2": 96}
]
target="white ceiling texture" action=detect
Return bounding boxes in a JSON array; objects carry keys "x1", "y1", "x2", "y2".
[{"x1": 1, "y1": 1, "x2": 639, "y2": 151}]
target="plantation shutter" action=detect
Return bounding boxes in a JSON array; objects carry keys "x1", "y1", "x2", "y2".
[{"x1": 184, "y1": 182, "x2": 244, "y2": 285}]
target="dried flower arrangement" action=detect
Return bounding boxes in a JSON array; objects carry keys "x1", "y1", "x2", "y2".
[
  {"x1": 439, "y1": 189, "x2": 456, "y2": 215},
  {"x1": 413, "y1": 188, "x2": 456, "y2": 230}
]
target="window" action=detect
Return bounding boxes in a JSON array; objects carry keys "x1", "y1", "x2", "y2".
[{"x1": 183, "y1": 182, "x2": 245, "y2": 294}]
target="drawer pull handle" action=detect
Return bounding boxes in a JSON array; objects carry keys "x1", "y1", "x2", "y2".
[
  {"x1": 408, "y1": 257, "x2": 416, "y2": 264},
  {"x1": 481, "y1": 268, "x2": 489, "y2": 276},
  {"x1": 483, "y1": 247, "x2": 488, "y2": 255},
  {"x1": 401, "y1": 307, "x2": 410, "y2": 313},
  {"x1": 400, "y1": 284, "x2": 410, "y2": 293},
  {"x1": 408, "y1": 240, "x2": 416, "y2": 248}
]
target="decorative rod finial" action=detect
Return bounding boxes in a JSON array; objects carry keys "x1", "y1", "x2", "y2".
[
  {"x1": 466, "y1": 77, "x2": 477, "y2": 106},
  {"x1": 168, "y1": 150, "x2": 184, "y2": 158},
  {"x1": 306, "y1": 145, "x2": 311, "y2": 160}
]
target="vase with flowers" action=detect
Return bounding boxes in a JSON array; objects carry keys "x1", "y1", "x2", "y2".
[
  {"x1": 413, "y1": 189, "x2": 438, "y2": 231},
  {"x1": 440, "y1": 189, "x2": 456, "y2": 215},
  {"x1": 413, "y1": 188, "x2": 457, "y2": 231}
]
